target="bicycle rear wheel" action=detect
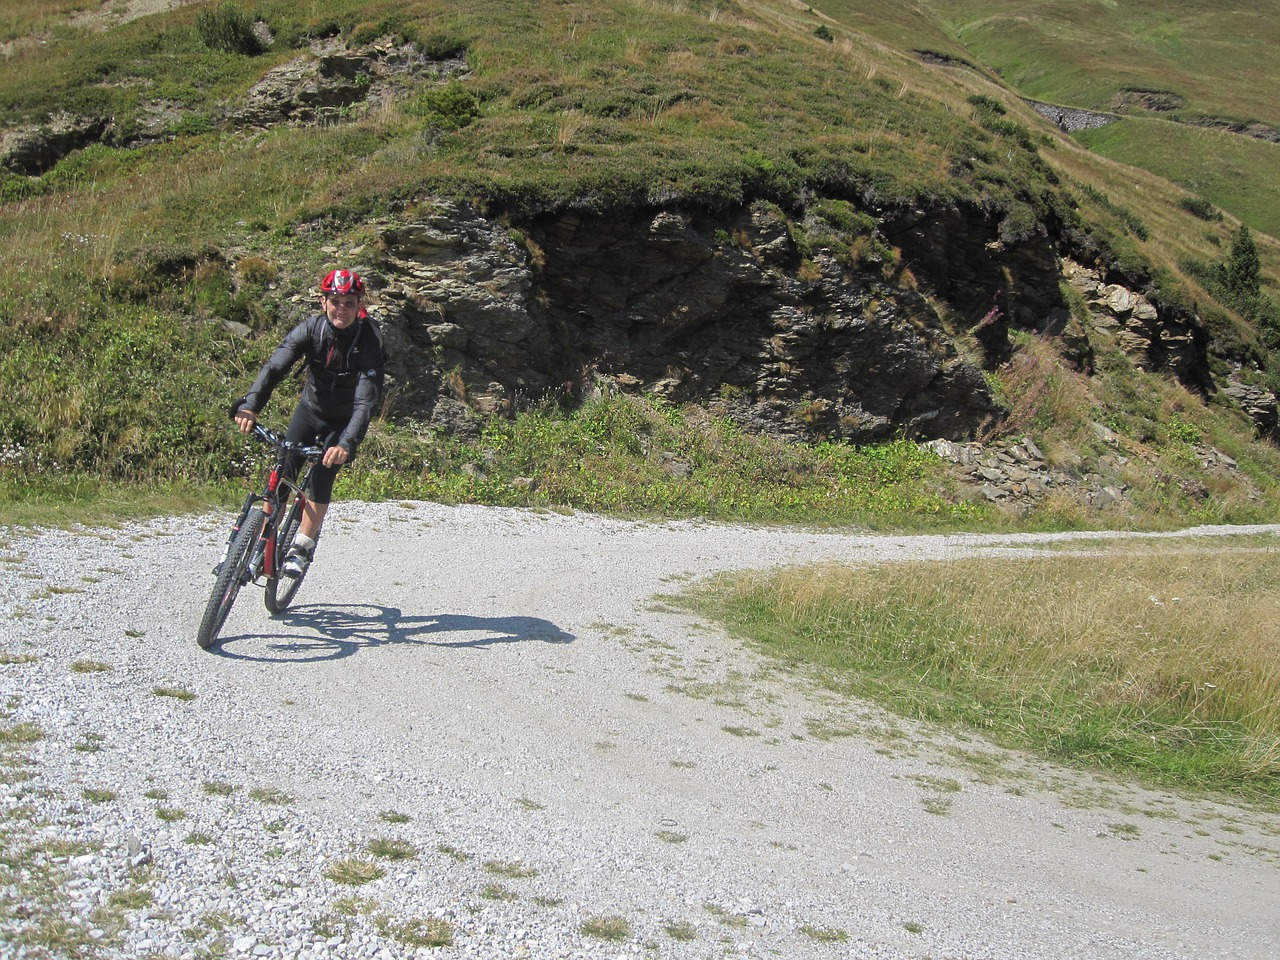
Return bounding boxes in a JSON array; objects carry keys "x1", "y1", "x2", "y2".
[
  {"x1": 264, "y1": 492, "x2": 307, "y2": 614},
  {"x1": 197, "y1": 506, "x2": 265, "y2": 650}
]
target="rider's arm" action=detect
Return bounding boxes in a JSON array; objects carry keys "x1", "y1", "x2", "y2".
[{"x1": 241, "y1": 318, "x2": 313, "y2": 415}]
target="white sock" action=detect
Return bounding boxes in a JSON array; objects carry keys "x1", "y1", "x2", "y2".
[{"x1": 293, "y1": 534, "x2": 316, "y2": 554}]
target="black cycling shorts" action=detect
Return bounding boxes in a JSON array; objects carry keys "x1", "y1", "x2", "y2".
[{"x1": 284, "y1": 403, "x2": 347, "y2": 504}]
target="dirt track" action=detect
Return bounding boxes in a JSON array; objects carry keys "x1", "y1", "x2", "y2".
[{"x1": 2, "y1": 503, "x2": 1277, "y2": 958}]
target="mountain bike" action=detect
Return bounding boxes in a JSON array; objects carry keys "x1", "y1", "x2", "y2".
[{"x1": 197, "y1": 422, "x2": 325, "y2": 650}]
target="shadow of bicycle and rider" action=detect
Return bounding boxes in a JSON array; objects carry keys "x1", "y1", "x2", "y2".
[{"x1": 213, "y1": 603, "x2": 576, "y2": 663}]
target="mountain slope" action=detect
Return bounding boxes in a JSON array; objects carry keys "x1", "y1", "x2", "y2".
[{"x1": 1, "y1": 0, "x2": 1278, "y2": 525}]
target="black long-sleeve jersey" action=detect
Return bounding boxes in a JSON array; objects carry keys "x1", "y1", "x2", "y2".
[{"x1": 242, "y1": 314, "x2": 385, "y2": 455}]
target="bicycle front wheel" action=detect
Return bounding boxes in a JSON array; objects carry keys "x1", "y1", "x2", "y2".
[
  {"x1": 197, "y1": 506, "x2": 265, "y2": 650},
  {"x1": 265, "y1": 492, "x2": 307, "y2": 615}
]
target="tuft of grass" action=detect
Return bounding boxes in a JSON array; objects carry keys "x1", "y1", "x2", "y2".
[
  {"x1": 480, "y1": 882, "x2": 517, "y2": 902},
  {"x1": 153, "y1": 686, "x2": 196, "y2": 701},
  {"x1": 664, "y1": 920, "x2": 697, "y2": 941},
  {"x1": 203, "y1": 779, "x2": 237, "y2": 797},
  {"x1": 0, "y1": 722, "x2": 43, "y2": 744},
  {"x1": 70, "y1": 659, "x2": 112, "y2": 673},
  {"x1": 82, "y1": 787, "x2": 117, "y2": 804},
  {"x1": 377, "y1": 915, "x2": 455, "y2": 948},
  {"x1": 367, "y1": 838, "x2": 419, "y2": 861},
  {"x1": 800, "y1": 924, "x2": 849, "y2": 942},
  {"x1": 248, "y1": 786, "x2": 293, "y2": 805},
  {"x1": 325, "y1": 859, "x2": 385, "y2": 886},
  {"x1": 377, "y1": 809, "x2": 411, "y2": 824},
  {"x1": 109, "y1": 889, "x2": 153, "y2": 910},
  {"x1": 581, "y1": 914, "x2": 631, "y2": 941},
  {"x1": 482, "y1": 858, "x2": 538, "y2": 879}
]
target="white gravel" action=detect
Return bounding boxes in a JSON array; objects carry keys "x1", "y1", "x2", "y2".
[{"x1": 2, "y1": 502, "x2": 1278, "y2": 959}]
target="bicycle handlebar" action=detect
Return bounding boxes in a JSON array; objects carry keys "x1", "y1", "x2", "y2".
[
  {"x1": 229, "y1": 398, "x2": 325, "y2": 461},
  {"x1": 250, "y1": 423, "x2": 326, "y2": 461}
]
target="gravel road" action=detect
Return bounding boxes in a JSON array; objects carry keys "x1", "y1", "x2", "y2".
[{"x1": 2, "y1": 503, "x2": 1278, "y2": 959}]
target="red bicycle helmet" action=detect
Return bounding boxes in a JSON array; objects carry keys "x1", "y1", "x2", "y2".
[{"x1": 321, "y1": 269, "x2": 365, "y2": 297}]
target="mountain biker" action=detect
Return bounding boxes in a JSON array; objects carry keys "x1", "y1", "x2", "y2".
[{"x1": 233, "y1": 269, "x2": 385, "y2": 577}]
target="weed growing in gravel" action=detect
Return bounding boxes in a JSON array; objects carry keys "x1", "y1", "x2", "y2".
[
  {"x1": 144, "y1": 788, "x2": 168, "y2": 800},
  {"x1": 74, "y1": 732, "x2": 105, "y2": 753},
  {"x1": 800, "y1": 924, "x2": 849, "y2": 942},
  {"x1": 483, "y1": 858, "x2": 538, "y2": 879},
  {"x1": 184, "y1": 832, "x2": 215, "y2": 845},
  {"x1": 153, "y1": 686, "x2": 196, "y2": 701},
  {"x1": 581, "y1": 914, "x2": 632, "y2": 941},
  {"x1": 0, "y1": 650, "x2": 39, "y2": 664},
  {"x1": 437, "y1": 843, "x2": 470, "y2": 862},
  {"x1": 480, "y1": 882, "x2": 518, "y2": 901},
  {"x1": 377, "y1": 809, "x2": 411, "y2": 823},
  {"x1": 664, "y1": 920, "x2": 697, "y2": 941},
  {"x1": 904, "y1": 921, "x2": 925, "y2": 934},
  {"x1": 656, "y1": 829, "x2": 689, "y2": 844},
  {"x1": 249, "y1": 786, "x2": 293, "y2": 805},
  {"x1": 0, "y1": 722, "x2": 43, "y2": 744},
  {"x1": 704, "y1": 903, "x2": 747, "y2": 927},
  {"x1": 326, "y1": 859, "x2": 385, "y2": 885},
  {"x1": 367, "y1": 838, "x2": 419, "y2": 861},
  {"x1": 203, "y1": 779, "x2": 237, "y2": 796},
  {"x1": 82, "y1": 787, "x2": 117, "y2": 803},
  {"x1": 109, "y1": 889, "x2": 153, "y2": 910},
  {"x1": 156, "y1": 806, "x2": 186, "y2": 822},
  {"x1": 920, "y1": 796, "x2": 954, "y2": 816},
  {"x1": 376, "y1": 915, "x2": 455, "y2": 948},
  {"x1": 70, "y1": 659, "x2": 113, "y2": 673}
]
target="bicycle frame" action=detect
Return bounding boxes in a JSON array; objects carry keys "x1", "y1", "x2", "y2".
[
  {"x1": 221, "y1": 426, "x2": 321, "y2": 582},
  {"x1": 198, "y1": 424, "x2": 324, "y2": 649}
]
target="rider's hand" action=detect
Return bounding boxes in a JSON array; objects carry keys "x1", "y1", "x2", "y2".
[
  {"x1": 322, "y1": 445, "x2": 350, "y2": 468},
  {"x1": 234, "y1": 409, "x2": 257, "y2": 434}
]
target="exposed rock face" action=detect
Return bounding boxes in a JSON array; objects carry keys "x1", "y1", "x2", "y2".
[
  {"x1": 373, "y1": 200, "x2": 1003, "y2": 443},
  {"x1": 228, "y1": 37, "x2": 467, "y2": 128},
  {"x1": 1223, "y1": 380, "x2": 1279, "y2": 439},
  {"x1": 0, "y1": 112, "x2": 110, "y2": 175},
  {"x1": 1061, "y1": 258, "x2": 1205, "y2": 386},
  {"x1": 1026, "y1": 100, "x2": 1116, "y2": 133},
  {"x1": 0, "y1": 37, "x2": 465, "y2": 171}
]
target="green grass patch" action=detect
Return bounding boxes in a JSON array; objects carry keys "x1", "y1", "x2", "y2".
[{"x1": 680, "y1": 546, "x2": 1280, "y2": 803}]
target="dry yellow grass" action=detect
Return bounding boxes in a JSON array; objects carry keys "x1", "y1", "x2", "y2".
[{"x1": 688, "y1": 543, "x2": 1280, "y2": 797}]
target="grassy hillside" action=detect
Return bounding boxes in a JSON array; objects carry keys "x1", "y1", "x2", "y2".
[
  {"x1": 922, "y1": 0, "x2": 1280, "y2": 239},
  {"x1": 1, "y1": 0, "x2": 1279, "y2": 528}
]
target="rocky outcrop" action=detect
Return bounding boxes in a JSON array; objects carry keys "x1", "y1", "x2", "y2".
[
  {"x1": 1061, "y1": 259, "x2": 1204, "y2": 386},
  {"x1": 227, "y1": 36, "x2": 466, "y2": 128},
  {"x1": 1026, "y1": 100, "x2": 1115, "y2": 133},
  {"x1": 926, "y1": 428, "x2": 1253, "y2": 513},
  {"x1": 0, "y1": 112, "x2": 110, "y2": 175},
  {"x1": 0, "y1": 36, "x2": 465, "y2": 172},
  {"x1": 926, "y1": 435, "x2": 1128, "y2": 512},
  {"x1": 1223, "y1": 380, "x2": 1279, "y2": 439},
  {"x1": 371, "y1": 200, "x2": 1004, "y2": 443}
]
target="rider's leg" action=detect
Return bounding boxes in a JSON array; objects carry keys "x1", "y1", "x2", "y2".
[{"x1": 298, "y1": 500, "x2": 329, "y2": 541}]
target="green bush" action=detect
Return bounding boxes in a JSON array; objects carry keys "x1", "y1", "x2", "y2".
[
  {"x1": 1178, "y1": 195, "x2": 1222, "y2": 221},
  {"x1": 196, "y1": 3, "x2": 265, "y2": 56},
  {"x1": 403, "y1": 82, "x2": 481, "y2": 132}
]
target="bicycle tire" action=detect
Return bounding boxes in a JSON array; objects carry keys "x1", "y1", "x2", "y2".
[
  {"x1": 197, "y1": 506, "x2": 266, "y2": 650},
  {"x1": 264, "y1": 492, "x2": 307, "y2": 614}
]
